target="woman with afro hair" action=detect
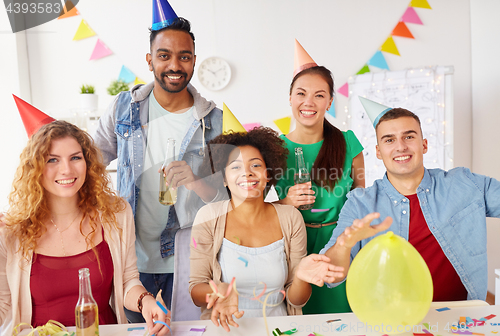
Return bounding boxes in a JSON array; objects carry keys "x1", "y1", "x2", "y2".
[{"x1": 189, "y1": 127, "x2": 344, "y2": 332}]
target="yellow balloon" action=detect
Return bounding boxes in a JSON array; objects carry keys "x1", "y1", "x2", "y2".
[{"x1": 346, "y1": 231, "x2": 433, "y2": 334}]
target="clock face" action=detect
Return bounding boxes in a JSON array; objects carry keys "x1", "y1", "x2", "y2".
[{"x1": 198, "y1": 57, "x2": 231, "y2": 91}]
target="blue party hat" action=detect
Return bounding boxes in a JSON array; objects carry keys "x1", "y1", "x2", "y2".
[
  {"x1": 152, "y1": 0, "x2": 178, "y2": 31},
  {"x1": 359, "y1": 97, "x2": 393, "y2": 128}
]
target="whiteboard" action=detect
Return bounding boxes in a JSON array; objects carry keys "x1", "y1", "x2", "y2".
[{"x1": 348, "y1": 66, "x2": 454, "y2": 187}]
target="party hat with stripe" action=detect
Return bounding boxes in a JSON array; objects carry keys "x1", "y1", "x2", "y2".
[
  {"x1": 152, "y1": 0, "x2": 178, "y2": 31},
  {"x1": 359, "y1": 97, "x2": 393, "y2": 128},
  {"x1": 293, "y1": 39, "x2": 317, "y2": 77}
]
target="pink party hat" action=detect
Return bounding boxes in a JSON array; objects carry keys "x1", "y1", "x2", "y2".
[{"x1": 293, "y1": 39, "x2": 317, "y2": 77}]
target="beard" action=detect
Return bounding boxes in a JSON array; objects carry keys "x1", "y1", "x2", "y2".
[{"x1": 152, "y1": 66, "x2": 194, "y2": 93}]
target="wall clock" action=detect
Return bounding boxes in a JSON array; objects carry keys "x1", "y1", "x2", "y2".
[{"x1": 198, "y1": 57, "x2": 231, "y2": 91}]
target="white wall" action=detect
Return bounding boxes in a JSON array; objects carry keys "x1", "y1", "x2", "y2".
[
  {"x1": 470, "y1": 0, "x2": 500, "y2": 295},
  {"x1": 21, "y1": 0, "x2": 473, "y2": 167},
  {"x1": 3, "y1": 0, "x2": 499, "y2": 293},
  {"x1": 0, "y1": 9, "x2": 31, "y2": 212}
]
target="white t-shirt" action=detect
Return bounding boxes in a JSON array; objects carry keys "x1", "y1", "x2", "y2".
[{"x1": 135, "y1": 92, "x2": 194, "y2": 273}]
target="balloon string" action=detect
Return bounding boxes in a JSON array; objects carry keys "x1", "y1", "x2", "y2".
[
  {"x1": 206, "y1": 276, "x2": 287, "y2": 336},
  {"x1": 13, "y1": 320, "x2": 70, "y2": 336}
]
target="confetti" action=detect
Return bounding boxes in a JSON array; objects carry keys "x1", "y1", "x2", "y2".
[
  {"x1": 311, "y1": 209, "x2": 329, "y2": 213},
  {"x1": 436, "y1": 307, "x2": 451, "y2": 312},
  {"x1": 238, "y1": 256, "x2": 248, "y2": 267},
  {"x1": 192, "y1": 237, "x2": 197, "y2": 248},
  {"x1": 127, "y1": 327, "x2": 145, "y2": 331}
]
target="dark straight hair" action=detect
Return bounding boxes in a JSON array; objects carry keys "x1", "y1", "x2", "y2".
[{"x1": 289, "y1": 66, "x2": 346, "y2": 190}]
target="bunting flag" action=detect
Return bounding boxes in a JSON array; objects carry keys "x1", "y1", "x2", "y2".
[
  {"x1": 357, "y1": 64, "x2": 370, "y2": 75},
  {"x1": 401, "y1": 7, "x2": 423, "y2": 25},
  {"x1": 273, "y1": 116, "x2": 291, "y2": 135},
  {"x1": 368, "y1": 51, "x2": 389, "y2": 70},
  {"x1": 134, "y1": 77, "x2": 146, "y2": 85},
  {"x1": 326, "y1": 103, "x2": 336, "y2": 118},
  {"x1": 72, "y1": 20, "x2": 95, "y2": 40},
  {"x1": 410, "y1": 0, "x2": 432, "y2": 9},
  {"x1": 58, "y1": 1, "x2": 79, "y2": 19},
  {"x1": 242, "y1": 122, "x2": 261, "y2": 132},
  {"x1": 381, "y1": 36, "x2": 400, "y2": 56},
  {"x1": 338, "y1": 82, "x2": 349, "y2": 98},
  {"x1": 118, "y1": 65, "x2": 136, "y2": 83},
  {"x1": 89, "y1": 39, "x2": 112, "y2": 60},
  {"x1": 392, "y1": 22, "x2": 414, "y2": 38}
]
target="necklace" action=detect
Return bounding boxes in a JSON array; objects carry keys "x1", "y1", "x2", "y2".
[{"x1": 51, "y1": 210, "x2": 81, "y2": 257}]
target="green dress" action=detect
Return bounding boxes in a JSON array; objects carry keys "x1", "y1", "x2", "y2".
[{"x1": 275, "y1": 130, "x2": 363, "y2": 314}]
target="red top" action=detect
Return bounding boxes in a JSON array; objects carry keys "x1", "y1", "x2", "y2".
[
  {"x1": 407, "y1": 194, "x2": 468, "y2": 301},
  {"x1": 31, "y1": 237, "x2": 117, "y2": 327}
]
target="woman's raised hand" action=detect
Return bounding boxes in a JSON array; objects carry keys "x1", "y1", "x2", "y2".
[
  {"x1": 295, "y1": 254, "x2": 345, "y2": 287},
  {"x1": 208, "y1": 282, "x2": 244, "y2": 332}
]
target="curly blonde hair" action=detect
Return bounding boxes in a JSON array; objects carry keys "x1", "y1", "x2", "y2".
[{"x1": 5, "y1": 120, "x2": 125, "y2": 260}]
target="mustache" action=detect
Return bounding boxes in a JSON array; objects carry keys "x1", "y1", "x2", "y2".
[{"x1": 162, "y1": 70, "x2": 187, "y2": 77}]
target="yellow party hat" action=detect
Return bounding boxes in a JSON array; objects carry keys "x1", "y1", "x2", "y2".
[{"x1": 223, "y1": 103, "x2": 246, "y2": 134}]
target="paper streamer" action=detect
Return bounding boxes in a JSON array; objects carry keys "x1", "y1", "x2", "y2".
[
  {"x1": 89, "y1": 39, "x2": 112, "y2": 60},
  {"x1": 13, "y1": 320, "x2": 70, "y2": 336},
  {"x1": 73, "y1": 20, "x2": 95, "y2": 41}
]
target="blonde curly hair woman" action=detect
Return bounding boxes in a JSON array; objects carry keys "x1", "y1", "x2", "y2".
[{"x1": 0, "y1": 120, "x2": 170, "y2": 336}]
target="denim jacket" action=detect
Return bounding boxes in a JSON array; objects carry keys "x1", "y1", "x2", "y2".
[
  {"x1": 93, "y1": 82, "x2": 223, "y2": 258},
  {"x1": 320, "y1": 167, "x2": 500, "y2": 300}
]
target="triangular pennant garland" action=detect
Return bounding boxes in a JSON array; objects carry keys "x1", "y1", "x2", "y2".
[
  {"x1": 368, "y1": 51, "x2": 389, "y2": 70},
  {"x1": 73, "y1": 20, "x2": 95, "y2": 40},
  {"x1": 273, "y1": 116, "x2": 291, "y2": 135},
  {"x1": 242, "y1": 122, "x2": 261, "y2": 132},
  {"x1": 58, "y1": 1, "x2": 79, "y2": 19},
  {"x1": 89, "y1": 39, "x2": 112, "y2": 60},
  {"x1": 118, "y1": 65, "x2": 136, "y2": 83},
  {"x1": 338, "y1": 82, "x2": 349, "y2": 98},
  {"x1": 410, "y1": 0, "x2": 432, "y2": 9},
  {"x1": 381, "y1": 36, "x2": 400, "y2": 56},
  {"x1": 401, "y1": 7, "x2": 423, "y2": 25},
  {"x1": 134, "y1": 77, "x2": 146, "y2": 85},
  {"x1": 392, "y1": 22, "x2": 414, "y2": 39},
  {"x1": 326, "y1": 103, "x2": 336, "y2": 118},
  {"x1": 357, "y1": 64, "x2": 370, "y2": 75}
]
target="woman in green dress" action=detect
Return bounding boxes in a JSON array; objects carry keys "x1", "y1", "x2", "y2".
[{"x1": 275, "y1": 65, "x2": 365, "y2": 314}]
